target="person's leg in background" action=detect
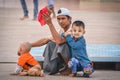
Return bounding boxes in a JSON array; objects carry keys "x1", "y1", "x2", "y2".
[
  {"x1": 33, "y1": 0, "x2": 38, "y2": 20},
  {"x1": 47, "y1": 0, "x2": 56, "y2": 18},
  {"x1": 20, "y1": 0, "x2": 29, "y2": 20}
]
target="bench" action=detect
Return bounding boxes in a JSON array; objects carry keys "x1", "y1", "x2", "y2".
[
  {"x1": 87, "y1": 44, "x2": 120, "y2": 62},
  {"x1": 87, "y1": 44, "x2": 120, "y2": 70},
  {"x1": 30, "y1": 44, "x2": 120, "y2": 62},
  {"x1": 30, "y1": 45, "x2": 46, "y2": 62},
  {"x1": 30, "y1": 44, "x2": 120, "y2": 70}
]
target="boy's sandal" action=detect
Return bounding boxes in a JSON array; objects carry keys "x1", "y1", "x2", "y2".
[{"x1": 83, "y1": 73, "x2": 90, "y2": 78}]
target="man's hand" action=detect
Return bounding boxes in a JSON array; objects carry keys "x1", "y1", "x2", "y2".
[{"x1": 42, "y1": 8, "x2": 52, "y2": 25}]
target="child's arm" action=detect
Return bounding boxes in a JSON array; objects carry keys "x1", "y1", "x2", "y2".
[
  {"x1": 61, "y1": 29, "x2": 72, "y2": 38},
  {"x1": 66, "y1": 35, "x2": 85, "y2": 49}
]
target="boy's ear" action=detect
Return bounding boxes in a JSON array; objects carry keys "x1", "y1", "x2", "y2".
[
  {"x1": 17, "y1": 47, "x2": 22, "y2": 56},
  {"x1": 17, "y1": 52, "x2": 21, "y2": 56},
  {"x1": 18, "y1": 46, "x2": 26, "y2": 55}
]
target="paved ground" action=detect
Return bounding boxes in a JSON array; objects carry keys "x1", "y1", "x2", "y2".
[
  {"x1": 0, "y1": 0, "x2": 120, "y2": 80},
  {"x1": 0, "y1": 63, "x2": 120, "y2": 80}
]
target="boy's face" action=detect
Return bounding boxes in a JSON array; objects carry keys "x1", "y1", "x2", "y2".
[
  {"x1": 17, "y1": 42, "x2": 31, "y2": 56},
  {"x1": 17, "y1": 43, "x2": 29, "y2": 56},
  {"x1": 17, "y1": 44, "x2": 26, "y2": 56},
  {"x1": 72, "y1": 25, "x2": 85, "y2": 39}
]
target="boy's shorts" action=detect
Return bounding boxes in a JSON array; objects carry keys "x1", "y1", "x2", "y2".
[{"x1": 68, "y1": 58, "x2": 94, "y2": 76}]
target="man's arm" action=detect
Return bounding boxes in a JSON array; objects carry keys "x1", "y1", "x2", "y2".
[
  {"x1": 47, "y1": 23, "x2": 66, "y2": 45},
  {"x1": 42, "y1": 12, "x2": 66, "y2": 45},
  {"x1": 31, "y1": 38, "x2": 50, "y2": 47}
]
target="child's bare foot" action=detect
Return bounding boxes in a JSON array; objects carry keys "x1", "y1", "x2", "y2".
[{"x1": 19, "y1": 72, "x2": 28, "y2": 76}]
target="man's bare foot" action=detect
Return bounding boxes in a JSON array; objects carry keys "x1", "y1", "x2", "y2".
[
  {"x1": 69, "y1": 73, "x2": 76, "y2": 77},
  {"x1": 20, "y1": 16, "x2": 29, "y2": 20},
  {"x1": 59, "y1": 67, "x2": 71, "y2": 76}
]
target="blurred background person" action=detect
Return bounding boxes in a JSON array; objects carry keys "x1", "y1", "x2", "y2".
[
  {"x1": 47, "y1": 0, "x2": 56, "y2": 18},
  {"x1": 20, "y1": 0, "x2": 38, "y2": 20}
]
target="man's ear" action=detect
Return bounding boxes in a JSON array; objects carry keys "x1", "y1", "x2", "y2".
[
  {"x1": 83, "y1": 30, "x2": 86, "y2": 34},
  {"x1": 69, "y1": 16, "x2": 72, "y2": 21}
]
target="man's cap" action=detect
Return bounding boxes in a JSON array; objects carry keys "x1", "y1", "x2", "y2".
[{"x1": 57, "y1": 8, "x2": 71, "y2": 17}]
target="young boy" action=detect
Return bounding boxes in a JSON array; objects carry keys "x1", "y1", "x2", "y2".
[
  {"x1": 13, "y1": 42, "x2": 44, "y2": 76},
  {"x1": 62, "y1": 20, "x2": 94, "y2": 77}
]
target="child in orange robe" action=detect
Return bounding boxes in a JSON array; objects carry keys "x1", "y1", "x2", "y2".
[{"x1": 14, "y1": 42, "x2": 44, "y2": 76}]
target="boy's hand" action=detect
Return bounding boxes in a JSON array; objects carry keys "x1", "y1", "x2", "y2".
[{"x1": 64, "y1": 30, "x2": 72, "y2": 37}]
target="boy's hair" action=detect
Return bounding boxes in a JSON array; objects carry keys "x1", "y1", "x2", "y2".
[
  {"x1": 22, "y1": 42, "x2": 32, "y2": 52},
  {"x1": 72, "y1": 20, "x2": 85, "y2": 29}
]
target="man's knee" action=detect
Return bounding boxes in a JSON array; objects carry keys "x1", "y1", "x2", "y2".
[{"x1": 47, "y1": 41, "x2": 56, "y2": 47}]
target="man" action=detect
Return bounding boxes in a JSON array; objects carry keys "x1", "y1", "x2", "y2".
[
  {"x1": 20, "y1": 0, "x2": 38, "y2": 20},
  {"x1": 28, "y1": 8, "x2": 72, "y2": 75}
]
